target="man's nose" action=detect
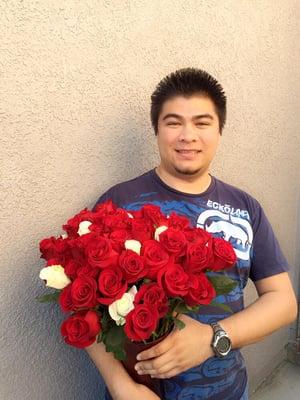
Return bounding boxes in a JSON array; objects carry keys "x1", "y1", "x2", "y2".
[{"x1": 178, "y1": 124, "x2": 198, "y2": 141}]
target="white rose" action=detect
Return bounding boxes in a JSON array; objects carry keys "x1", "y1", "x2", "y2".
[
  {"x1": 77, "y1": 220, "x2": 92, "y2": 236},
  {"x1": 154, "y1": 225, "x2": 168, "y2": 241},
  {"x1": 39, "y1": 265, "x2": 71, "y2": 290},
  {"x1": 108, "y1": 286, "x2": 137, "y2": 326},
  {"x1": 125, "y1": 239, "x2": 141, "y2": 255}
]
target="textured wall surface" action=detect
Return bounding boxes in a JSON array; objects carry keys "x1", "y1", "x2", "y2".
[{"x1": 0, "y1": 1, "x2": 299, "y2": 399}]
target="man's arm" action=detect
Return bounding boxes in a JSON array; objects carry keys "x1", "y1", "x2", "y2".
[
  {"x1": 220, "y1": 272, "x2": 298, "y2": 348},
  {"x1": 86, "y1": 341, "x2": 160, "y2": 400},
  {"x1": 134, "y1": 272, "x2": 298, "y2": 379}
]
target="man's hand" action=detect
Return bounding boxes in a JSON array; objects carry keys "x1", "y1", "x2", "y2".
[{"x1": 134, "y1": 315, "x2": 214, "y2": 379}]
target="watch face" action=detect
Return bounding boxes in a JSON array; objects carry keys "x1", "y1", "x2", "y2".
[{"x1": 217, "y1": 336, "x2": 231, "y2": 353}]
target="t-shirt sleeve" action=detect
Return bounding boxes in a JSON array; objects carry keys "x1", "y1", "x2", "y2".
[{"x1": 250, "y1": 202, "x2": 290, "y2": 281}]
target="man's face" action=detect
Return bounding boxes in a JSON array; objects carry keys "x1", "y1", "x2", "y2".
[{"x1": 156, "y1": 95, "x2": 221, "y2": 178}]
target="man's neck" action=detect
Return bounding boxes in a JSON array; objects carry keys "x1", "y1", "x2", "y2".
[{"x1": 155, "y1": 166, "x2": 212, "y2": 195}]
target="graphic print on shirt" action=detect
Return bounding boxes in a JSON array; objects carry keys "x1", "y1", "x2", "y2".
[{"x1": 197, "y1": 207, "x2": 253, "y2": 262}]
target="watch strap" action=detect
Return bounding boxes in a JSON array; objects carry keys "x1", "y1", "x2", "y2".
[{"x1": 210, "y1": 322, "x2": 224, "y2": 334}]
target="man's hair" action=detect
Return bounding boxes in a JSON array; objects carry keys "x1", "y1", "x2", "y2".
[{"x1": 150, "y1": 68, "x2": 226, "y2": 134}]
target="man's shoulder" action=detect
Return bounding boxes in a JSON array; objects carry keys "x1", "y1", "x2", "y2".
[
  {"x1": 214, "y1": 176, "x2": 256, "y2": 198},
  {"x1": 212, "y1": 176, "x2": 261, "y2": 215}
]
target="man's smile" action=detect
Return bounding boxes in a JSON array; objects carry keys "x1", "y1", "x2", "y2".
[{"x1": 175, "y1": 149, "x2": 202, "y2": 159}]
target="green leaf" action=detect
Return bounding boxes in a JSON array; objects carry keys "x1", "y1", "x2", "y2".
[
  {"x1": 104, "y1": 325, "x2": 126, "y2": 348},
  {"x1": 113, "y1": 347, "x2": 127, "y2": 361},
  {"x1": 174, "y1": 302, "x2": 189, "y2": 314},
  {"x1": 35, "y1": 291, "x2": 60, "y2": 303},
  {"x1": 208, "y1": 275, "x2": 237, "y2": 295},
  {"x1": 173, "y1": 318, "x2": 185, "y2": 330},
  {"x1": 100, "y1": 310, "x2": 111, "y2": 331},
  {"x1": 102, "y1": 326, "x2": 127, "y2": 361},
  {"x1": 209, "y1": 301, "x2": 233, "y2": 314},
  {"x1": 105, "y1": 344, "x2": 115, "y2": 353},
  {"x1": 174, "y1": 302, "x2": 200, "y2": 314}
]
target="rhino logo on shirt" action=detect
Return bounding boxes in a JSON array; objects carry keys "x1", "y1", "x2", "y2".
[{"x1": 197, "y1": 210, "x2": 253, "y2": 261}]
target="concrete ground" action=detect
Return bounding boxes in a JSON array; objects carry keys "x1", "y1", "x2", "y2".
[{"x1": 250, "y1": 360, "x2": 300, "y2": 400}]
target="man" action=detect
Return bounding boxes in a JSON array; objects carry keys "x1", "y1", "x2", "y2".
[{"x1": 86, "y1": 68, "x2": 297, "y2": 400}]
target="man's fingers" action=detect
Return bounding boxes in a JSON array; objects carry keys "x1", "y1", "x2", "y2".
[
  {"x1": 138, "y1": 360, "x2": 178, "y2": 376},
  {"x1": 135, "y1": 351, "x2": 174, "y2": 374},
  {"x1": 136, "y1": 335, "x2": 173, "y2": 361}
]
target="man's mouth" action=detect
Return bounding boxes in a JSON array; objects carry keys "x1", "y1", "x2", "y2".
[{"x1": 175, "y1": 150, "x2": 201, "y2": 154}]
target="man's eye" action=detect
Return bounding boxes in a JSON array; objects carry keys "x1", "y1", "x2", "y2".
[
  {"x1": 167, "y1": 121, "x2": 180, "y2": 126},
  {"x1": 196, "y1": 122, "x2": 209, "y2": 127}
]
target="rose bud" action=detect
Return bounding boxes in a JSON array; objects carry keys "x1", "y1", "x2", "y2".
[
  {"x1": 154, "y1": 225, "x2": 168, "y2": 241},
  {"x1": 77, "y1": 220, "x2": 92, "y2": 236},
  {"x1": 39, "y1": 265, "x2": 71, "y2": 290},
  {"x1": 109, "y1": 286, "x2": 137, "y2": 326},
  {"x1": 125, "y1": 239, "x2": 142, "y2": 255}
]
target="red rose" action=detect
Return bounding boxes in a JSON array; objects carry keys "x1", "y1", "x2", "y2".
[
  {"x1": 88, "y1": 223, "x2": 104, "y2": 236},
  {"x1": 130, "y1": 218, "x2": 154, "y2": 242},
  {"x1": 91, "y1": 201, "x2": 118, "y2": 231},
  {"x1": 102, "y1": 209, "x2": 131, "y2": 233},
  {"x1": 109, "y1": 229, "x2": 131, "y2": 252},
  {"x1": 71, "y1": 276, "x2": 98, "y2": 308},
  {"x1": 77, "y1": 264, "x2": 100, "y2": 279},
  {"x1": 85, "y1": 235, "x2": 118, "y2": 269},
  {"x1": 93, "y1": 200, "x2": 117, "y2": 217},
  {"x1": 46, "y1": 257, "x2": 63, "y2": 266},
  {"x1": 39, "y1": 237, "x2": 69, "y2": 262},
  {"x1": 90, "y1": 200, "x2": 117, "y2": 230},
  {"x1": 59, "y1": 284, "x2": 74, "y2": 312},
  {"x1": 167, "y1": 212, "x2": 190, "y2": 230},
  {"x1": 184, "y1": 227, "x2": 212, "y2": 244},
  {"x1": 97, "y1": 267, "x2": 127, "y2": 305},
  {"x1": 124, "y1": 304, "x2": 159, "y2": 341},
  {"x1": 61, "y1": 310, "x2": 101, "y2": 348},
  {"x1": 119, "y1": 250, "x2": 147, "y2": 283},
  {"x1": 159, "y1": 228, "x2": 187, "y2": 257},
  {"x1": 65, "y1": 237, "x2": 85, "y2": 266},
  {"x1": 142, "y1": 240, "x2": 170, "y2": 280},
  {"x1": 158, "y1": 263, "x2": 189, "y2": 297},
  {"x1": 211, "y1": 238, "x2": 237, "y2": 271},
  {"x1": 134, "y1": 283, "x2": 168, "y2": 318},
  {"x1": 62, "y1": 208, "x2": 94, "y2": 239},
  {"x1": 64, "y1": 259, "x2": 81, "y2": 279},
  {"x1": 140, "y1": 204, "x2": 168, "y2": 226},
  {"x1": 185, "y1": 239, "x2": 213, "y2": 274},
  {"x1": 184, "y1": 273, "x2": 216, "y2": 307}
]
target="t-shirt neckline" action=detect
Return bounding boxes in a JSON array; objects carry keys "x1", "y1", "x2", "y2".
[{"x1": 150, "y1": 168, "x2": 216, "y2": 198}]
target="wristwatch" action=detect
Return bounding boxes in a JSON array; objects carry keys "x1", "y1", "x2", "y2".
[{"x1": 210, "y1": 322, "x2": 232, "y2": 358}]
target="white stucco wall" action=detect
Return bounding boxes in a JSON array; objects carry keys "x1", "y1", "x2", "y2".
[{"x1": 0, "y1": 1, "x2": 299, "y2": 399}]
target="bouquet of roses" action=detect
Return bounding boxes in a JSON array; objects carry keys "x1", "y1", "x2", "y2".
[{"x1": 37, "y1": 201, "x2": 237, "y2": 366}]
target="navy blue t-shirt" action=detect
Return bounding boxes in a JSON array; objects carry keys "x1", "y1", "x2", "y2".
[{"x1": 94, "y1": 169, "x2": 289, "y2": 400}]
